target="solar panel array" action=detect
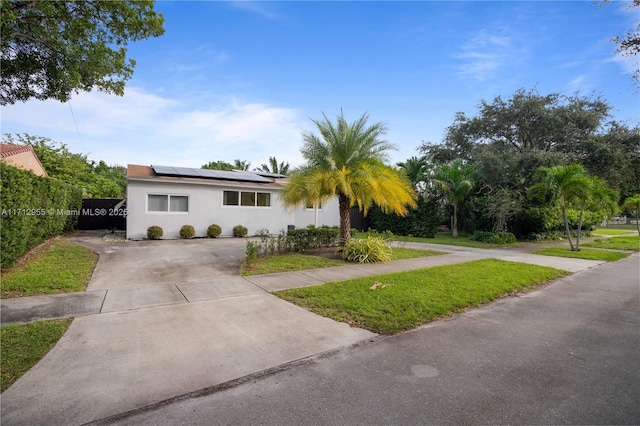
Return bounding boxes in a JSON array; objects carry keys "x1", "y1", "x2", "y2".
[{"x1": 151, "y1": 165, "x2": 274, "y2": 183}]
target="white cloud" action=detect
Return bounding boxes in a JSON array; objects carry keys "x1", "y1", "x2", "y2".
[
  {"x1": 0, "y1": 88, "x2": 307, "y2": 168},
  {"x1": 229, "y1": 1, "x2": 279, "y2": 19},
  {"x1": 453, "y1": 29, "x2": 525, "y2": 82}
]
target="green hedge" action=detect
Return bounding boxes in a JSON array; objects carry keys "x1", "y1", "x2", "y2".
[
  {"x1": 287, "y1": 226, "x2": 341, "y2": 250},
  {"x1": 0, "y1": 164, "x2": 82, "y2": 268},
  {"x1": 368, "y1": 196, "x2": 442, "y2": 238}
]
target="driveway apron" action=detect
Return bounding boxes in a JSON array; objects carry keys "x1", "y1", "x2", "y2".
[{"x1": 0, "y1": 234, "x2": 374, "y2": 425}]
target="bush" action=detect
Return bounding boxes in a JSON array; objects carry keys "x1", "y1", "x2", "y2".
[
  {"x1": 206, "y1": 224, "x2": 222, "y2": 238},
  {"x1": 340, "y1": 236, "x2": 392, "y2": 264},
  {"x1": 1, "y1": 163, "x2": 82, "y2": 268},
  {"x1": 233, "y1": 225, "x2": 248, "y2": 237},
  {"x1": 179, "y1": 225, "x2": 196, "y2": 239},
  {"x1": 471, "y1": 231, "x2": 517, "y2": 244},
  {"x1": 245, "y1": 240, "x2": 259, "y2": 264},
  {"x1": 147, "y1": 226, "x2": 163, "y2": 240},
  {"x1": 287, "y1": 226, "x2": 340, "y2": 250},
  {"x1": 368, "y1": 195, "x2": 442, "y2": 238}
]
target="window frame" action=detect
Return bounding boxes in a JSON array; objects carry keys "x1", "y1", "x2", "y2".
[
  {"x1": 146, "y1": 193, "x2": 189, "y2": 213},
  {"x1": 223, "y1": 190, "x2": 271, "y2": 208}
]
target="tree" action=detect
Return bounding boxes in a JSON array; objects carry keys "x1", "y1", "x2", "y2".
[
  {"x1": 257, "y1": 156, "x2": 290, "y2": 175},
  {"x1": 529, "y1": 164, "x2": 590, "y2": 251},
  {"x1": 202, "y1": 160, "x2": 234, "y2": 171},
  {"x1": 0, "y1": 1, "x2": 165, "y2": 105},
  {"x1": 602, "y1": 0, "x2": 639, "y2": 86},
  {"x1": 573, "y1": 177, "x2": 618, "y2": 248},
  {"x1": 232, "y1": 159, "x2": 251, "y2": 171},
  {"x1": 397, "y1": 155, "x2": 429, "y2": 190},
  {"x1": 431, "y1": 158, "x2": 476, "y2": 238},
  {"x1": 623, "y1": 193, "x2": 640, "y2": 235},
  {"x1": 3, "y1": 133, "x2": 126, "y2": 197},
  {"x1": 281, "y1": 111, "x2": 417, "y2": 243}
]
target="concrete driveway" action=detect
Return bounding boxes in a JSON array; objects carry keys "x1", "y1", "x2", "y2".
[{"x1": 0, "y1": 233, "x2": 374, "y2": 425}]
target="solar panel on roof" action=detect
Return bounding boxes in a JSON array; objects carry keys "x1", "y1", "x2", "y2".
[{"x1": 151, "y1": 165, "x2": 274, "y2": 183}]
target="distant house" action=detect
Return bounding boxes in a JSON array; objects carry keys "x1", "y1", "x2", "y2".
[
  {"x1": 126, "y1": 164, "x2": 340, "y2": 239},
  {"x1": 0, "y1": 144, "x2": 48, "y2": 177}
]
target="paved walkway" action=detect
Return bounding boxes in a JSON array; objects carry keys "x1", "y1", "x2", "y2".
[
  {"x1": 0, "y1": 236, "x2": 628, "y2": 425},
  {"x1": 0, "y1": 241, "x2": 605, "y2": 325}
]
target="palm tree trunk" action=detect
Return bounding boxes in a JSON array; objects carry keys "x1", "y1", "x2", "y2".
[
  {"x1": 562, "y1": 204, "x2": 575, "y2": 251},
  {"x1": 636, "y1": 211, "x2": 640, "y2": 236},
  {"x1": 452, "y1": 203, "x2": 458, "y2": 238},
  {"x1": 576, "y1": 209, "x2": 583, "y2": 251},
  {"x1": 338, "y1": 194, "x2": 351, "y2": 245}
]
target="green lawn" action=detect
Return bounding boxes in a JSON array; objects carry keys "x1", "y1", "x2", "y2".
[
  {"x1": 591, "y1": 229, "x2": 636, "y2": 236},
  {"x1": 583, "y1": 236, "x2": 640, "y2": 252},
  {"x1": 531, "y1": 246, "x2": 629, "y2": 261},
  {"x1": 275, "y1": 259, "x2": 567, "y2": 335},
  {"x1": 242, "y1": 247, "x2": 445, "y2": 276},
  {"x1": 357, "y1": 232, "x2": 519, "y2": 249},
  {"x1": 1, "y1": 319, "x2": 73, "y2": 392},
  {"x1": 1, "y1": 239, "x2": 98, "y2": 298}
]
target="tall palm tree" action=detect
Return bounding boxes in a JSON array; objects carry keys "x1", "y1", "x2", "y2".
[
  {"x1": 281, "y1": 111, "x2": 417, "y2": 243},
  {"x1": 529, "y1": 164, "x2": 589, "y2": 251},
  {"x1": 431, "y1": 158, "x2": 475, "y2": 238},
  {"x1": 233, "y1": 159, "x2": 251, "y2": 171},
  {"x1": 574, "y1": 177, "x2": 618, "y2": 249},
  {"x1": 623, "y1": 193, "x2": 640, "y2": 235},
  {"x1": 257, "y1": 156, "x2": 290, "y2": 175},
  {"x1": 397, "y1": 155, "x2": 429, "y2": 190}
]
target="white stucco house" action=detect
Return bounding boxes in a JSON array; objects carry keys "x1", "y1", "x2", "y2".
[{"x1": 126, "y1": 164, "x2": 340, "y2": 239}]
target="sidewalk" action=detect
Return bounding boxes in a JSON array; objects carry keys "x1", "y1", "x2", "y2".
[{"x1": 1, "y1": 242, "x2": 605, "y2": 325}]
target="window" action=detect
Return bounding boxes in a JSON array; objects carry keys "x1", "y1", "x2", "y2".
[
  {"x1": 223, "y1": 191, "x2": 271, "y2": 207},
  {"x1": 241, "y1": 191, "x2": 255, "y2": 206},
  {"x1": 257, "y1": 192, "x2": 270, "y2": 207},
  {"x1": 147, "y1": 194, "x2": 188, "y2": 212},
  {"x1": 223, "y1": 191, "x2": 239, "y2": 206},
  {"x1": 306, "y1": 201, "x2": 322, "y2": 210}
]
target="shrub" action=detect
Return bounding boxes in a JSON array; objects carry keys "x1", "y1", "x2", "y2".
[
  {"x1": 471, "y1": 230, "x2": 517, "y2": 244},
  {"x1": 340, "y1": 236, "x2": 392, "y2": 264},
  {"x1": 245, "y1": 240, "x2": 259, "y2": 264},
  {"x1": 207, "y1": 224, "x2": 222, "y2": 238},
  {"x1": 287, "y1": 226, "x2": 340, "y2": 250},
  {"x1": 233, "y1": 225, "x2": 248, "y2": 237},
  {"x1": 368, "y1": 195, "x2": 442, "y2": 238},
  {"x1": 147, "y1": 226, "x2": 163, "y2": 240},
  {"x1": 1, "y1": 163, "x2": 82, "y2": 268},
  {"x1": 179, "y1": 225, "x2": 196, "y2": 239}
]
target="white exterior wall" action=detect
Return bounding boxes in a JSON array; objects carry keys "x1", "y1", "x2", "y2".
[
  {"x1": 293, "y1": 197, "x2": 340, "y2": 229},
  {"x1": 126, "y1": 179, "x2": 340, "y2": 239}
]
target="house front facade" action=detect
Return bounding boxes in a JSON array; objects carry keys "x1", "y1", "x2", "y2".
[{"x1": 126, "y1": 164, "x2": 340, "y2": 239}]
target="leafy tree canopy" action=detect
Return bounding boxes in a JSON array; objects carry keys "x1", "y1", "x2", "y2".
[
  {"x1": 201, "y1": 159, "x2": 251, "y2": 171},
  {"x1": 257, "y1": 156, "x2": 290, "y2": 175},
  {"x1": 0, "y1": 0, "x2": 165, "y2": 105},
  {"x1": 3, "y1": 133, "x2": 125, "y2": 198}
]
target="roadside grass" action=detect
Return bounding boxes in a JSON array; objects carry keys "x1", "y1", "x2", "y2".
[
  {"x1": 583, "y1": 236, "x2": 640, "y2": 252},
  {"x1": 1, "y1": 239, "x2": 98, "y2": 298},
  {"x1": 275, "y1": 259, "x2": 567, "y2": 335},
  {"x1": 242, "y1": 248, "x2": 444, "y2": 276},
  {"x1": 242, "y1": 254, "x2": 343, "y2": 276},
  {"x1": 356, "y1": 232, "x2": 519, "y2": 249},
  {"x1": 591, "y1": 229, "x2": 636, "y2": 236},
  {"x1": 531, "y1": 246, "x2": 629, "y2": 261},
  {"x1": 1, "y1": 319, "x2": 73, "y2": 392}
]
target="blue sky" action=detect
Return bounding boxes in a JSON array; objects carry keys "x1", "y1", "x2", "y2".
[{"x1": 1, "y1": 1, "x2": 638, "y2": 169}]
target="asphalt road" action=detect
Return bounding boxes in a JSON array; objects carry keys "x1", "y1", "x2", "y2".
[{"x1": 103, "y1": 253, "x2": 640, "y2": 425}]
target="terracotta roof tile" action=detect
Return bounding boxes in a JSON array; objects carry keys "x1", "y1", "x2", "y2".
[{"x1": 0, "y1": 143, "x2": 35, "y2": 158}]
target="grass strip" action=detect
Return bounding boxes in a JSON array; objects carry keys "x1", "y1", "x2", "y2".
[
  {"x1": 1, "y1": 319, "x2": 73, "y2": 392},
  {"x1": 1, "y1": 239, "x2": 98, "y2": 298},
  {"x1": 357, "y1": 233, "x2": 519, "y2": 249},
  {"x1": 275, "y1": 259, "x2": 567, "y2": 335},
  {"x1": 531, "y1": 246, "x2": 629, "y2": 261},
  {"x1": 583, "y1": 236, "x2": 640, "y2": 252},
  {"x1": 242, "y1": 248, "x2": 445, "y2": 276},
  {"x1": 591, "y1": 229, "x2": 636, "y2": 236}
]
